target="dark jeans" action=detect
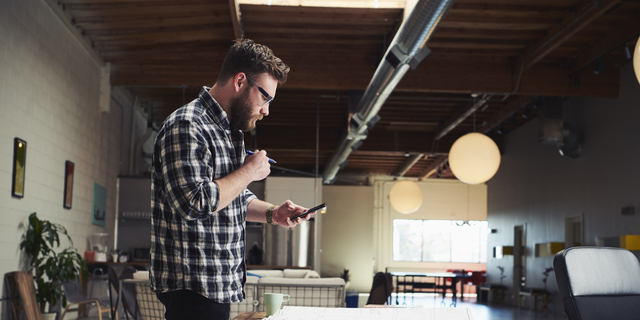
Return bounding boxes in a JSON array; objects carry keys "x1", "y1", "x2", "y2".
[{"x1": 157, "y1": 290, "x2": 230, "y2": 320}]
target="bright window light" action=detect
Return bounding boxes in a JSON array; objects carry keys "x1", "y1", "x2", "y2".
[{"x1": 393, "y1": 219, "x2": 488, "y2": 263}]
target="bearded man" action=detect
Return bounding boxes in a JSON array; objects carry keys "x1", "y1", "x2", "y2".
[{"x1": 150, "y1": 39, "x2": 314, "y2": 320}]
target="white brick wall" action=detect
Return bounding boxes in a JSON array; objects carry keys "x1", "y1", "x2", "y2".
[{"x1": 0, "y1": 0, "x2": 124, "y2": 315}]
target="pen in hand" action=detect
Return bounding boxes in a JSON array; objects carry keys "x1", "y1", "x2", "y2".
[{"x1": 246, "y1": 150, "x2": 277, "y2": 164}]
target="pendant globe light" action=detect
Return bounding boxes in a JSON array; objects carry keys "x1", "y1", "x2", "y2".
[
  {"x1": 634, "y1": 37, "x2": 640, "y2": 84},
  {"x1": 448, "y1": 132, "x2": 501, "y2": 185},
  {"x1": 389, "y1": 180, "x2": 423, "y2": 214}
]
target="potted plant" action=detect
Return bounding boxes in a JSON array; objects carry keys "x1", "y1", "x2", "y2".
[
  {"x1": 542, "y1": 267, "x2": 554, "y2": 291},
  {"x1": 20, "y1": 212, "x2": 88, "y2": 316}
]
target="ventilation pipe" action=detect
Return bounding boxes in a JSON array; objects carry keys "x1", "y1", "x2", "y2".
[{"x1": 322, "y1": 0, "x2": 455, "y2": 184}]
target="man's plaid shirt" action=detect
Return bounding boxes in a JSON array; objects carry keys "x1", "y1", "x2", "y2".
[{"x1": 150, "y1": 86, "x2": 257, "y2": 303}]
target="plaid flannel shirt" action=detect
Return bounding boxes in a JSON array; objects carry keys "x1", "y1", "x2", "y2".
[{"x1": 150, "y1": 86, "x2": 257, "y2": 303}]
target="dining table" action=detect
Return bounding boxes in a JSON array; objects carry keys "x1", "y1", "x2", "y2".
[{"x1": 389, "y1": 271, "x2": 471, "y2": 307}]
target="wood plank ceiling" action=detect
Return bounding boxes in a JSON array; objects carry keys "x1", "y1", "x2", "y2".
[{"x1": 53, "y1": 0, "x2": 640, "y2": 183}]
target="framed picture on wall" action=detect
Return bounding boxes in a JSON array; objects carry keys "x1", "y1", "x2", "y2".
[
  {"x1": 92, "y1": 182, "x2": 106, "y2": 227},
  {"x1": 11, "y1": 138, "x2": 27, "y2": 198},
  {"x1": 63, "y1": 160, "x2": 74, "y2": 209}
]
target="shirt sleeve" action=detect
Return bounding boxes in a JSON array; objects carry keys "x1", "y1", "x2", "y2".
[
  {"x1": 242, "y1": 188, "x2": 257, "y2": 206},
  {"x1": 159, "y1": 120, "x2": 219, "y2": 221}
]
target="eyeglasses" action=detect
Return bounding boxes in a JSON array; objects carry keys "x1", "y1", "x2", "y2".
[{"x1": 246, "y1": 75, "x2": 274, "y2": 106}]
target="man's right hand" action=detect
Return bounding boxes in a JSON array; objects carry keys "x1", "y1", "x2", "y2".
[
  {"x1": 212, "y1": 149, "x2": 271, "y2": 214},
  {"x1": 244, "y1": 149, "x2": 271, "y2": 181}
]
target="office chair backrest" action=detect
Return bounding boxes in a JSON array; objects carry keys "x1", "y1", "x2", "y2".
[
  {"x1": 554, "y1": 246, "x2": 640, "y2": 320},
  {"x1": 63, "y1": 280, "x2": 89, "y2": 303},
  {"x1": 366, "y1": 272, "x2": 393, "y2": 305}
]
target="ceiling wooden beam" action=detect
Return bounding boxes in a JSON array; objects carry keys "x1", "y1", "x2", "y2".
[
  {"x1": 239, "y1": 0, "x2": 405, "y2": 9},
  {"x1": 434, "y1": 94, "x2": 492, "y2": 140},
  {"x1": 418, "y1": 155, "x2": 449, "y2": 181},
  {"x1": 229, "y1": 0, "x2": 244, "y2": 39},
  {"x1": 449, "y1": 3, "x2": 571, "y2": 17},
  {"x1": 244, "y1": 15, "x2": 399, "y2": 26},
  {"x1": 569, "y1": 16, "x2": 640, "y2": 75},
  {"x1": 479, "y1": 95, "x2": 536, "y2": 133},
  {"x1": 240, "y1": 3, "x2": 402, "y2": 16},
  {"x1": 245, "y1": 26, "x2": 391, "y2": 36},
  {"x1": 42, "y1": 0, "x2": 104, "y2": 66},
  {"x1": 113, "y1": 57, "x2": 620, "y2": 98},
  {"x1": 82, "y1": 20, "x2": 232, "y2": 35},
  {"x1": 67, "y1": 3, "x2": 230, "y2": 19},
  {"x1": 254, "y1": 127, "x2": 442, "y2": 154},
  {"x1": 394, "y1": 153, "x2": 426, "y2": 177},
  {"x1": 515, "y1": 0, "x2": 621, "y2": 72},
  {"x1": 93, "y1": 30, "x2": 233, "y2": 49},
  {"x1": 440, "y1": 15, "x2": 557, "y2": 31}
]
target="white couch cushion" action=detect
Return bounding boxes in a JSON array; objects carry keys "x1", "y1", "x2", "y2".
[
  {"x1": 258, "y1": 277, "x2": 345, "y2": 286},
  {"x1": 304, "y1": 271, "x2": 320, "y2": 279},
  {"x1": 283, "y1": 269, "x2": 312, "y2": 278}
]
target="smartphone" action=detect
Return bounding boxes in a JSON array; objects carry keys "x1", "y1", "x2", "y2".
[{"x1": 292, "y1": 203, "x2": 326, "y2": 221}]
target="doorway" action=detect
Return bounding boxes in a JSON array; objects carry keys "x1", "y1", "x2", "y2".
[{"x1": 565, "y1": 215, "x2": 583, "y2": 247}]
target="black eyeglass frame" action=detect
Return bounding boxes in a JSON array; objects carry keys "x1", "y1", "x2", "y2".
[{"x1": 245, "y1": 75, "x2": 274, "y2": 106}]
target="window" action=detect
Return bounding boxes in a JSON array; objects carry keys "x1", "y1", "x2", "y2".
[{"x1": 393, "y1": 219, "x2": 488, "y2": 263}]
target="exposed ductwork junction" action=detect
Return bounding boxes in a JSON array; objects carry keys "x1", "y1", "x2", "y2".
[
  {"x1": 322, "y1": 0, "x2": 456, "y2": 184},
  {"x1": 537, "y1": 96, "x2": 581, "y2": 159}
]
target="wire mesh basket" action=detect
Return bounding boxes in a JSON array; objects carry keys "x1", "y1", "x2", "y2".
[
  {"x1": 122, "y1": 279, "x2": 165, "y2": 320},
  {"x1": 230, "y1": 281, "x2": 345, "y2": 319}
]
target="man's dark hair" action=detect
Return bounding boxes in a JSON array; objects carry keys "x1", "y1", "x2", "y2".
[{"x1": 217, "y1": 39, "x2": 290, "y2": 86}]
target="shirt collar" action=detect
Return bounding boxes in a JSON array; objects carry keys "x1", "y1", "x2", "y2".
[{"x1": 199, "y1": 86, "x2": 230, "y2": 130}]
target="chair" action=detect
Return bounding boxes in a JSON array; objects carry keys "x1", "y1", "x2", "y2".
[
  {"x1": 465, "y1": 270, "x2": 486, "y2": 299},
  {"x1": 4, "y1": 271, "x2": 43, "y2": 320},
  {"x1": 438, "y1": 269, "x2": 464, "y2": 305},
  {"x1": 60, "y1": 267, "x2": 119, "y2": 320},
  {"x1": 106, "y1": 267, "x2": 120, "y2": 320},
  {"x1": 366, "y1": 272, "x2": 394, "y2": 305},
  {"x1": 119, "y1": 267, "x2": 142, "y2": 320},
  {"x1": 554, "y1": 246, "x2": 640, "y2": 320},
  {"x1": 87, "y1": 263, "x2": 110, "y2": 299}
]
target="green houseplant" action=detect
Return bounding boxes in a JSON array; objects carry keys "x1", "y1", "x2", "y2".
[{"x1": 20, "y1": 212, "x2": 88, "y2": 314}]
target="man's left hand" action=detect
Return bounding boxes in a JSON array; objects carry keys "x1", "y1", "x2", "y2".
[{"x1": 272, "y1": 200, "x2": 312, "y2": 227}]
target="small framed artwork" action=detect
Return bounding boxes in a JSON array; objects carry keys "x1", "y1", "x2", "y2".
[
  {"x1": 63, "y1": 161, "x2": 74, "y2": 209},
  {"x1": 11, "y1": 138, "x2": 27, "y2": 198},
  {"x1": 92, "y1": 182, "x2": 106, "y2": 227}
]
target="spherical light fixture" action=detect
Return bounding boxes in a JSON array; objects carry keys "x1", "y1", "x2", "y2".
[
  {"x1": 634, "y1": 38, "x2": 640, "y2": 85},
  {"x1": 389, "y1": 180, "x2": 423, "y2": 214},
  {"x1": 448, "y1": 132, "x2": 501, "y2": 185}
]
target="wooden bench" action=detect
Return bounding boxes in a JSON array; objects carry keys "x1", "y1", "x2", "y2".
[
  {"x1": 518, "y1": 288, "x2": 550, "y2": 312},
  {"x1": 478, "y1": 283, "x2": 505, "y2": 304}
]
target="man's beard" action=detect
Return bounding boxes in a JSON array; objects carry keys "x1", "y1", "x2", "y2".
[{"x1": 229, "y1": 89, "x2": 258, "y2": 132}]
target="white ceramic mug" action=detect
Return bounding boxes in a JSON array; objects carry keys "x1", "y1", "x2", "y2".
[{"x1": 264, "y1": 293, "x2": 290, "y2": 316}]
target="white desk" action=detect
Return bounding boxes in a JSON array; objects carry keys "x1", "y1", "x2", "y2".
[{"x1": 267, "y1": 306, "x2": 474, "y2": 320}]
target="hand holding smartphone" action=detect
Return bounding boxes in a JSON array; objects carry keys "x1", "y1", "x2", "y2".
[{"x1": 291, "y1": 203, "x2": 326, "y2": 221}]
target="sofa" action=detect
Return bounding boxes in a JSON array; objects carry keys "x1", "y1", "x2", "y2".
[{"x1": 229, "y1": 268, "x2": 346, "y2": 319}]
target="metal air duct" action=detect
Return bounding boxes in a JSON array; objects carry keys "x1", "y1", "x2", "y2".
[{"x1": 322, "y1": 0, "x2": 455, "y2": 184}]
